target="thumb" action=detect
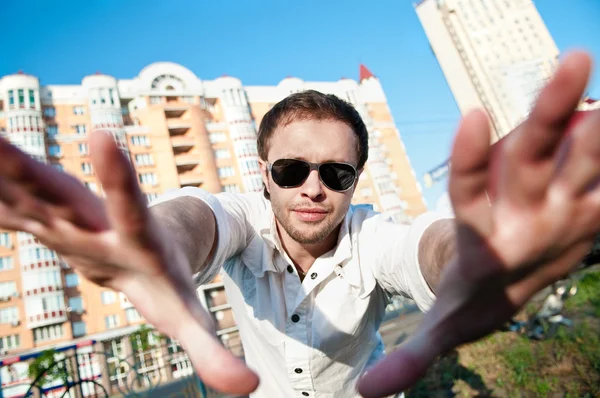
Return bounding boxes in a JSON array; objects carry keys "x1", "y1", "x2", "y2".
[
  {"x1": 176, "y1": 317, "x2": 260, "y2": 394},
  {"x1": 357, "y1": 331, "x2": 439, "y2": 398}
]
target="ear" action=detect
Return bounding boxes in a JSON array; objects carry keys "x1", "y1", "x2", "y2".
[{"x1": 258, "y1": 159, "x2": 271, "y2": 195}]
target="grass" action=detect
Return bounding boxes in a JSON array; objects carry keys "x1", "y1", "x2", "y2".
[{"x1": 405, "y1": 267, "x2": 600, "y2": 398}]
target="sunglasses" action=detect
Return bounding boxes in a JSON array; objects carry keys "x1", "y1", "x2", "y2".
[{"x1": 267, "y1": 159, "x2": 358, "y2": 192}]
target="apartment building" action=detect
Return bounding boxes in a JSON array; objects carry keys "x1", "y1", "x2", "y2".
[
  {"x1": 0, "y1": 62, "x2": 426, "y2": 380},
  {"x1": 416, "y1": 0, "x2": 560, "y2": 142}
]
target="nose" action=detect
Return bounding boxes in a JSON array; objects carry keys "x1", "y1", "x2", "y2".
[{"x1": 300, "y1": 169, "x2": 324, "y2": 200}]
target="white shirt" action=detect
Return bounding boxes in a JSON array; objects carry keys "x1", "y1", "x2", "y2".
[{"x1": 152, "y1": 187, "x2": 443, "y2": 398}]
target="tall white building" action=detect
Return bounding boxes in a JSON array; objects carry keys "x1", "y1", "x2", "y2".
[{"x1": 416, "y1": 0, "x2": 560, "y2": 141}]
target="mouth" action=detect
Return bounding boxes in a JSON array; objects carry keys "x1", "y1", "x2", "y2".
[{"x1": 292, "y1": 208, "x2": 329, "y2": 222}]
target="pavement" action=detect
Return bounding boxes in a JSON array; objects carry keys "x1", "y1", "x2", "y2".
[{"x1": 379, "y1": 309, "x2": 425, "y2": 353}]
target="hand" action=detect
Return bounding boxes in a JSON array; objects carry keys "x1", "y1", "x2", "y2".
[
  {"x1": 0, "y1": 131, "x2": 259, "y2": 394},
  {"x1": 358, "y1": 51, "x2": 600, "y2": 397}
]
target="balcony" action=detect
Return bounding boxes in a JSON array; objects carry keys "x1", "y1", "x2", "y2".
[
  {"x1": 164, "y1": 106, "x2": 187, "y2": 119},
  {"x1": 175, "y1": 157, "x2": 200, "y2": 172},
  {"x1": 179, "y1": 175, "x2": 203, "y2": 188},
  {"x1": 205, "y1": 122, "x2": 227, "y2": 132},
  {"x1": 24, "y1": 283, "x2": 63, "y2": 297},
  {"x1": 170, "y1": 136, "x2": 195, "y2": 154},
  {"x1": 27, "y1": 309, "x2": 68, "y2": 329},
  {"x1": 124, "y1": 125, "x2": 151, "y2": 134},
  {"x1": 167, "y1": 120, "x2": 191, "y2": 136},
  {"x1": 20, "y1": 258, "x2": 63, "y2": 271}
]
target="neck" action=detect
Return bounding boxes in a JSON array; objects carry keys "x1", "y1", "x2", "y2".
[{"x1": 276, "y1": 222, "x2": 340, "y2": 274}]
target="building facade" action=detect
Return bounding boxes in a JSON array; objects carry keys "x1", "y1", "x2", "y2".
[
  {"x1": 415, "y1": 0, "x2": 560, "y2": 142},
  {"x1": 0, "y1": 63, "x2": 426, "y2": 380}
]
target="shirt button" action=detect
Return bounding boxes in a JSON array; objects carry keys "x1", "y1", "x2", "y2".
[
  {"x1": 310, "y1": 272, "x2": 317, "y2": 279},
  {"x1": 302, "y1": 393, "x2": 309, "y2": 396},
  {"x1": 287, "y1": 265, "x2": 294, "y2": 273},
  {"x1": 294, "y1": 368, "x2": 303, "y2": 374},
  {"x1": 291, "y1": 314, "x2": 300, "y2": 323}
]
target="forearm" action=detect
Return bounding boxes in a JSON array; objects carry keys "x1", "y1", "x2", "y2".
[
  {"x1": 149, "y1": 197, "x2": 217, "y2": 274},
  {"x1": 418, "y1": 218, "x2": 456, "y2": 293}
]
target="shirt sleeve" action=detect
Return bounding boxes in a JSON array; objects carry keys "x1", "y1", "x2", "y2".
[
  {"x1": 148, "y1": 187, "x2": 267, "y2": 285},
  {"x1": 369, "y1": 211, "x2": 452, "y2": 312}
]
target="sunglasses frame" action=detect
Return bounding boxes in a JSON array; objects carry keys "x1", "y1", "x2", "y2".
[{"x1": 267, "y1": 158, "x2": 358, "y2": 192}]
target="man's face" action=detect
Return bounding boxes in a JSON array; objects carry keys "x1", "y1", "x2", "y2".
[{"x1": 260, "y1": 119, "x2": 360, "y2": 244}]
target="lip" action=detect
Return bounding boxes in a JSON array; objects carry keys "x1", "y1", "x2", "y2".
[{"x1": 292, "y1": 208, "x2": 328, "y2": 222}]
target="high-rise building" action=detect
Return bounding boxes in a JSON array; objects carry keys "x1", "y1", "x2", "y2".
[
  {"x1": 415, "y1": 0, "x2": 560, "y2": 141},
  {"x1": 0, "y1": 63, "x2": 426, "y2": 366}
]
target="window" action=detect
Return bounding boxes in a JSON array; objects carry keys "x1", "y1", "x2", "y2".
[
  {"x1": 52, "y1": 163, "x2": 65, "y2": 172},
  {"x1": 85, "y1": 182, "x2": 98, "y2": 192},
  {"x1": 222, "y1": 184, "x2": 240, "y2": 193},
  {"x1": 79, "y1": 143, "x2": 89, "y2": 155},
  {"x1": 138, "y1": 173, "x2": 158, "y2": 186},
  {"x1": 131, "y1": 135, "x2": 150, "y2": 146},
  {"x1": 48, "y1": 145, "x2": 61, "y2": 157},
  {"x1": 0, "y1": 256, "x2": 14, "y2": 271},
  {"x1": 209, "y1": 132, "x2": 227, "y2": 143},
  {"x1": 29, "y1": 89, "x2": 35, "y2": 108},
  {"x1": 68, "y1": 296, "x2": 84, "y2": 312},
  {"x1": 101, "y1": 291, "x2": 116, "y2": 305},
  {"x1": 0, "y1": 281, "x2": 17, "y2": 298},
  {"x1": 0, "y1": 334, "x2": 20, "y2": 350},
  {"x1": 18, "y1": 89, "x2": 24, "y2": 107},
  {"x1": 75, "y1": 125, "x2": 87, "y2": 135},
  {"x1": 73, "y1": 106, "x2": 85, "y2": 115},
  {"x1": 105, "y1": 314, "x2": 119, "y2": 329},
  {"x1": 126, "y1": 307, "x2": 143, "y2": 322},
  {"x1": 145, "y1": 192, "x2": 160, "y2": 203},
  {"x1": 217, "y1": 167, "x2": 235, "y2": 178},
  {"x1": 0, "y1": 307, "x2": 18, "y2": 324},
  {"x1": 0, "y1": 233, "x2": 11, "y2": 248},
  {"x1": 43, "y1": 107, "x2": 56, "y2": 118},
  {"x1": 135, "y1": 154, "x2": 154, "y2": 166},
  {"x1": 46, "y1": 125, "x2": 58, "y2": 137},
  {"x1": 33, "y1": 325, "x2": 64, "y2": 342},
  {"x1": 8, "y1": 90, "x2": 14, "y2": 108},
  {"x1": 213, "y1": 149, "x2": 230, "y2": 159},
  {"x1": 109, "y1": 88, "x2": 115, "y2": 105},
  {"x1": 81, "y1": 163, "x2": 93, "y2": 176},
  {"x1": 65, "y1": 273, "x2": 79, "y2": 287},
  {"x1": 72, "y1": 321, "x2": 87, "y2": 337},
  {"x1": 360, "y1": 187, "x2": 373, "y2": 197}
]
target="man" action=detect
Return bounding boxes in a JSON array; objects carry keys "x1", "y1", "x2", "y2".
[{"x1": 0, "y1": 51, "x2": 598, "y2": 398}]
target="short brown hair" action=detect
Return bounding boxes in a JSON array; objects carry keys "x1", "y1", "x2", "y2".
[
  {"x1": 257, "y1": 90, "x2": 369, "y2": 198},
  {"x1": 258, "y1": 89, "x2": 368, "y2": 164}
]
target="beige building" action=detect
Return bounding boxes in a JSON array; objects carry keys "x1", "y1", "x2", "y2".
[
  {"x1": 415, "y1": 0, "x2": 560, "y2": 141},
  {"x1": 0, "y1": 63, "x2": 426, "y2": 383}
]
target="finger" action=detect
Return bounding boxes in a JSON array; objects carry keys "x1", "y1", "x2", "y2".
[
  {"x1": 0, "y1": 137, "x2": 108, "y2": 230},
  {"x1": 357, "y1": 331, "x2": 438, "y2": 398},
  {"x1": 448, "y1": 110, "x2": 493, "y2": 232},
  {"x1": 89, "y1": 130, "x2": 150, "y2": 243},
  {"x1": 116, "y1": 273, "x2": 260, "y2": 395},
  {"x1": 507, "y1": 240, "x2": 592, "y2": 306},
  {"x1": 0, "y1": 177, "x2": 51, "y2": 226},
  {"x1": 178, "y1": 319, "x2": 260, "y2": 394},
  {"x1": 551, "y1": 110, "x2": 600, "y2": 197},
  {"x1": 513, "y1": 51, "x2": 592, "y2": 161}
]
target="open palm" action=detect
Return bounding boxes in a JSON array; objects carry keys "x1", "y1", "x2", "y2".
[
  {"x1": 358, "y1": 51, "x2": 600, "y2": 397},
  {"x1": 0, "y1": 130, "x2": 259, "y2": 394}
]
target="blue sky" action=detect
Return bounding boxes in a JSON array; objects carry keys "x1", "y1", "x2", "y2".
[{"x1": 1, "y1": 1, "x2": 598, "y2": 209}]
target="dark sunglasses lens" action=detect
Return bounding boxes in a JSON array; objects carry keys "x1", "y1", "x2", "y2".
[
  {"x1": 319, "y1": 163, "x2": 356, "y2": 191},
  {"x1": 271, "y1": 159, "x2": 310, "y2": 187}
]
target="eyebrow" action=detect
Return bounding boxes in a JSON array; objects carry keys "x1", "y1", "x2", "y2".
[{"x1": 275, "y1": 155, "x2": 352, "y2": 164}]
